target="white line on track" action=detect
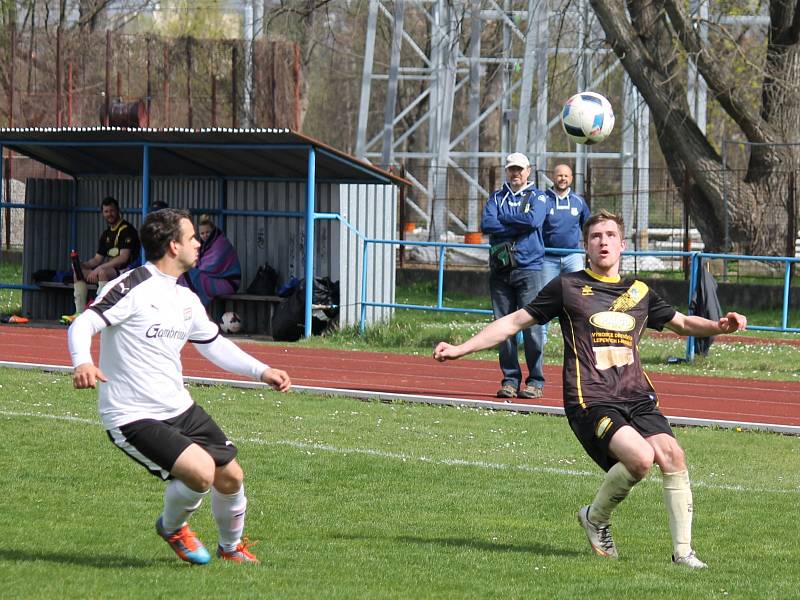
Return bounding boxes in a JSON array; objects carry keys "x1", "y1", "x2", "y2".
[
  {"x1": 2, "y1": 408, "x2": 797, "y2": 496},
  {"x1": 4, "y1": 359, "x2": 799, "y2": 434}
]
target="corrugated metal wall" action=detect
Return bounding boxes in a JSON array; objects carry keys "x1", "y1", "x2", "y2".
[
  {"x1": 75, "y1": 176, "x2": 337, "y2": 286},
  {"x1": 20, "y1": 175, "x2": 397, "y2": 332},
  {"x1": 338, "y1": 183, "x2": 397, "y2": 328},
  {"x1": 21, "y1": 178, "x2": 74, "y2": 319},
  {"x1": 225, "y1": 179, "x2": 335, "y2": 283}
]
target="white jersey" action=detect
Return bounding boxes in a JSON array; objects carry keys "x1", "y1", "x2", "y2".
[{"x1": 74, "y1": 263, "x2": 220, "y2": 428}]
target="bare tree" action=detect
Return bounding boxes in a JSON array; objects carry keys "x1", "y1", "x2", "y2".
[{"x1": 589, "y1": 0, "x2": 799, "y2": 255}]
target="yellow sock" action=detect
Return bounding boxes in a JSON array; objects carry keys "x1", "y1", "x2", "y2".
[
  {"x1": 588, "y1": 462, "x2": 638, "y2": 525},
  {"x1": 662, "y1": 470, "x2": 693, "y2": 558}
]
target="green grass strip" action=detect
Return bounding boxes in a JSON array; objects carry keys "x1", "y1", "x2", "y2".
[{"x1": 1, "y1": 368, "x2": 798, "y2": 599}]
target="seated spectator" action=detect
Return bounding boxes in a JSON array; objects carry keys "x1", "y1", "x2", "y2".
[
  {"x1": 178, "y1": 215, "x2": 242, "y2": 308},
  {"x1": 62, "y1": 196, "x2": 140, "y2": 324}
]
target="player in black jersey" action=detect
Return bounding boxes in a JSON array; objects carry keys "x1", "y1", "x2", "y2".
[{"x1": 434, "y1": 210, "x2": 747, "y2": 568}]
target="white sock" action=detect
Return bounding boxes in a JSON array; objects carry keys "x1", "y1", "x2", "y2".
[
  {"x1": 73, "y1": 280, "x2": 87, "y2": 313},
  {"x1": 588, "y1": 462, "x2": 639, "y2": 525},
  {"x1": 161, "y1": 479, "x2": 207, "y2": 533},
  {"x1": 212, "y1": 485, "x2": 247, "y2": 551},
  {"x1": 662, "y1": 470, "x2": 694, "y2": 558}
]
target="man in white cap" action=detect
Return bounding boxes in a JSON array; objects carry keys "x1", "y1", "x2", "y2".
[{"x1": 480, "y1": 152, "x2": 548, "y2": 400}]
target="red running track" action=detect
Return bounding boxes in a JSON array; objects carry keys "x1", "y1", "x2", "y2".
[{"x1": 2, "y1": 324, "x2": 799, "y2": 432}]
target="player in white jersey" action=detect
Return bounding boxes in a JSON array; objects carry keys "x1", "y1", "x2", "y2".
[{"x1": 68, "y1": 208, "x2": 291, "y2": 565}]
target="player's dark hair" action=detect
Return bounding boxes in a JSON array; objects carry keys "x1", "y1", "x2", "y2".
[
  {"x1": 582, "y1": 209, "x2": 625, "y2": 244},
  {"x1": 140, "y1": 208, "x2": 192, "y2": 261},
  {"x1": 101, "y1": 196, "x2": 119, "y2": 210}
]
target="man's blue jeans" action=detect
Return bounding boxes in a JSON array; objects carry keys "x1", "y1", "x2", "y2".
[
  {"x1": 489, "y1": 267, "x2": 548, "y2": 390},
  {"x1": 540, "y1": 252, "x2": 585, "y2": 343},
  {"x1": 541, "y1": 252, "x2": 585, "y2": 284}
]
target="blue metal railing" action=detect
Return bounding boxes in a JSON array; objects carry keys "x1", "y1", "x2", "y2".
[
  {"x1": 3, "y1": 198, "x2": 798, "y2": 358},
  {"x1": 357, "y1": 236, "x2": 799, "y2": 361},
  {"x1": 360, "y1": 239, "x2": 495, "y2": 333}
]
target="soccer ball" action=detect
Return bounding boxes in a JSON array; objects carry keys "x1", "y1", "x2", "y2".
[
  {"x1": 561, "y1": 92, "x2": 615, "y2": 145},
  {"x1": 220, "y1": 311, "x2": 242, "y2": 334}
]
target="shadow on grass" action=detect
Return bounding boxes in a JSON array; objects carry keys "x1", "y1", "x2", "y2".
[
  {"x1": 397, "y1": 535, "x2": 583, "y2": 557},
  {"x1": 331, "y1": 533, "x2": 582, "y2": 557},
  {"x1": 0, "y1": 548, "x2": 171, "y2": 569}
]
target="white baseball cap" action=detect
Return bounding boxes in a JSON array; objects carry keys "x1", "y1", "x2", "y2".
[{"x1": 505, "y1": 152, "x2": 530, "y2": 169}]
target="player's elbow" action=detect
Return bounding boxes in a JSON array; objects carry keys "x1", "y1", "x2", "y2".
[{"x1": 666, "y1": 316, "x2": 692, "y2": 337}]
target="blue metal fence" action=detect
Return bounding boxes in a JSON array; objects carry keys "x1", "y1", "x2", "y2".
[
  {"x1": 3, "y1": 204, "x2": 798, "y2": 359},
  {"x1": 356, "y1": 236, "x2": 799, "y2": 362}
]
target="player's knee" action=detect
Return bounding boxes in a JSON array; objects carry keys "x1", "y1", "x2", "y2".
[
  {"x1": 194, "y1": 471, "x2": 215, "y2": 492},
  {"x1": 98, "y1": 265, "x2": 114, "y2": 281},
  {"x1": 627, "y1": 448, "x2": 655, "y2": 480},
  {"x1": 656, "y1": 443, "x2": 686, "y2": 472},
  {"x1": 214, "y1": 461, "x2": 244, "y2": 494},
  {"x1": 186, "y1": 455, "x2": 216, "y2": 491}
]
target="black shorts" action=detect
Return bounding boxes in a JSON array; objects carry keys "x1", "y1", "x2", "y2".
[
  {"x1": 566, "y1": 398, "x2": 674, "y2": 472},
  {"x1": 106, "y1": 403, "x2": 238, "y2": 480}
]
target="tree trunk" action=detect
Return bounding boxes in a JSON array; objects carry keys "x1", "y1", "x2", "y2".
[{"x1": 590, "y1": 0, "x2": 795, "y2": 256}]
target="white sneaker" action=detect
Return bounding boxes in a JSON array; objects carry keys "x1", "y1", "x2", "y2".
[
  {"x1": 672, "y1": 550, "x2": 708, "y2": 568},
  {"x1": 577, "y1": 505, "x2": 618, "y2": 558}
]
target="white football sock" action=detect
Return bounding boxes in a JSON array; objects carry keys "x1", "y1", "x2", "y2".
[
  {"x1": 212, "y1": 485, "x2": 247, "y2": 551},
  {"x1": 161, "y1": 479, "x2": 207, "y2": 533},
  {"x1": 73, "y1": 280, "x2": 87, "y2": 313},
  {"x1": 588, "y1": 461, "x2": 639, "y2": 525},
  {"x1": 662, "y1": 470, "x2": 694, "y2": 558}
]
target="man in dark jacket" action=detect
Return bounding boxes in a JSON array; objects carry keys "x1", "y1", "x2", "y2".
[{"x1": 480, "y1": 152, "x2": 548, "y2": 399}]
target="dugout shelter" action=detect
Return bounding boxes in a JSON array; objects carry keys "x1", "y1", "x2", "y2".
[{"x1": 0, "y1": 127, "x2": 405, "y2": 337}]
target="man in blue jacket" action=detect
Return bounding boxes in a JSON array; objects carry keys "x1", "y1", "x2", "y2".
[
  {"x1": 543, "y1": 164, "x2": 591, "y2": 282},
  {"x1": 480, "y1": 152, "x2": 548, "y2": 399}
]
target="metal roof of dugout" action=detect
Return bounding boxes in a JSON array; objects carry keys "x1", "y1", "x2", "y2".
[
  {"x1": 0, "y1": 127, "x2": 406, "y2": 337},
  {"x1": 0, "y1": 127, "x2": 406, "y2": 184}
]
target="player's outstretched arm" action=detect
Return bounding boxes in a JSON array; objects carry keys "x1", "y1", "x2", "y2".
[
  {"x1": 665, "y1": 311, "x2": 747, "y2": 337},
  {"x1": 434, "y1": 308, "x2": 536, "y2": 362},
  {"x1": 261, "y1": 367, "x2": 291, "y2": 392},
  {"x1": 194, "y1": 335, "x2": 290, "y2": 388}
]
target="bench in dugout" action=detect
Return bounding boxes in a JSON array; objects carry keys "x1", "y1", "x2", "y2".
[
  {"x1": 37, "y1": 284, "x2": 280, "y2": 333},
  {"x1": 211, "y1": 293, "x2": 284, "y2": 336},
  {"x1": 35, "y1": 281, "x2": 98, "y2": 319},
  {"x1": 211, "y1": 293, "x2": 336, "y2": 338}
]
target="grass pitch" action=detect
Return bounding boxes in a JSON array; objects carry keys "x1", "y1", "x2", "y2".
[{"x1": 1, "y1": 367, "x2": 799, "y2": 599}]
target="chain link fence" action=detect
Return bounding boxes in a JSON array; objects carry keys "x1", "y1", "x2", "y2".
[{"x1": 397, "y1": 164, "x2": 800, "y2": 282}]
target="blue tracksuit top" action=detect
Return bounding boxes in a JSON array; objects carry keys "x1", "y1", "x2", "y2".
[
  {"x1": 543, "y1": 188, "x2": 591, "y2": 250},
  {"x1": 480, "y1": 181, "x2": 548, "y2": 270}
]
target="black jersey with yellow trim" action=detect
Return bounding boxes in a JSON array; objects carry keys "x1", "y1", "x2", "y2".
[
  {"x1": 96, "y1": 219, "x2": 141, "y2": 267},
  {"x1": 524, "y1": 269, "x2": 676, "y2": 409}
]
